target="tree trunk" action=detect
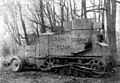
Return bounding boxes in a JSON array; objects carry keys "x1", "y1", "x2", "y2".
[
  {"x1": 53, "y1": 0, "x2": 56, "y2": 26},
  {"x1": 106, "y1": 0, "x2": 118, "y2": 65},
  {"x1": 21, "y1": 19, "x2": 29, "y2": 45},
  {"x1": 81, "y1": 0, "x2": 87, "y2": 18},
  {"x1": 83, "y1": 0, "x2": 87, "y2": 18},
  {"x1": 60, "y1": 0, "x2": 64, "y2": 31},
  {"x1": 66, "y1": 0, "x2": 69, "y2": 22},
  {"x1": 40, "y1": 0, "x2": 46, "y2": 33},
  {"x1": 69, "y1": 0, "x2": 73, "y2": 19}
]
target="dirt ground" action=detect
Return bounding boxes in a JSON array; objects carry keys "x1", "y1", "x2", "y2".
[{"x1": 1, "y1": 67, "x2": 120, "y2": 83}]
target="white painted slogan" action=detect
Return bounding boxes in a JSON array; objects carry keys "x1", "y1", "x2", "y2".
[{"x1": 48, "y1": 30, "x2": 91, "y2": 55}]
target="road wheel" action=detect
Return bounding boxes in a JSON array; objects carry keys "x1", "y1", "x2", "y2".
[
  {"x1": 33, "y1": 65, "x2": 36, "y2": 69},
  {"x1": 79, "y1": 72, "x2": 86, "y2": 77},
  {"x1": 51, "y1": 68, "x2": 58, "y2": 73},
  {"x1": 66, "y1": 68, "x2": 72, "y2": 75},
  {"x1": 10, "y1": 58, "x2": 22, "y2": 72},
  {"x1": 59, "y1": 68, "x2": 66, "y2": 75},
  {"x1": 73, "y1": 70, "x2": 79, "y2": 77}
]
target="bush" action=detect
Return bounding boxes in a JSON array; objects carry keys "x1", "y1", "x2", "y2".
[
  {"x1": 1, "y1": 43, "x2": 10, "y2": 57},
  {"x1": 0, "y1": 40, "x2": 20, "y2": 58}
]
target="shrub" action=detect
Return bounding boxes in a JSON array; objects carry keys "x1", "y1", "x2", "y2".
[{"x1": 1, "y1": 43, "x2": 10, "y2": 57}]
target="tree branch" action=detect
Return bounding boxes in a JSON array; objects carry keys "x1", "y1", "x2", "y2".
[{"x1": 116, "y1": 1, "x2": 120, "y2": 4}]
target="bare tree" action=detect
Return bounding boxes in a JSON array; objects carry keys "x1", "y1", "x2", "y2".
[
  {"x1": 44, "y1": 0, "x2": 54, "y2": 31},
  {"x1": 28, "y1": 0, "x2": 51, "y2": 33},
  {"x1": 3, "y1": 2, "x2": 22, "y2": 46},
  {"x1": 18, "y1": 2, "x2": 30, "y2": 45},
  {"x1": 3, "y1": 1, "x2": 31, "y2": 45}
]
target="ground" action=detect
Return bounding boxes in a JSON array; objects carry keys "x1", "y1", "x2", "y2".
[{"x1": 1, "y1": 67, "x2": 120, "y2": 83}]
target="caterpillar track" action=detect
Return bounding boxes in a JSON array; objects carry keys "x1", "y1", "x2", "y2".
[
  {"x1": 24, "y1": 56, "x2": 108, "y2": 78},
  {"x1": 7, "y1": 53, "x2": 116, "y2": 78},
  {"x1": 7, "y1": 55, "x2": 116, "y2": 78}
]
